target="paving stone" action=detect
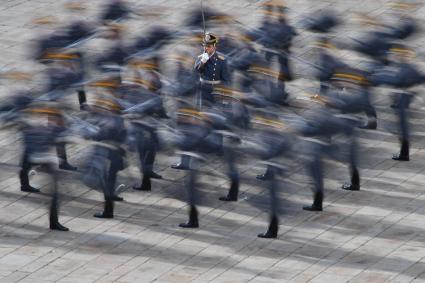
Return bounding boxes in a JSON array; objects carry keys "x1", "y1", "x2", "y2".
[{"x1": 0, "y1": 0, "x2": 425, "y2": 282}]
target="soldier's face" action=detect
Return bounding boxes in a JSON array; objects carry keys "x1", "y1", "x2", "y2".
[{"x1": 204, "y1": 44, "x2": 216, "y2": 55}]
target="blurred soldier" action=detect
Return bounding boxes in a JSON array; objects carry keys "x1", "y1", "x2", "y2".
[
  {"x1": 256, "y1": 0, "x2": 296, "y2": 105},
  {"x1": 99, "y1": 0, "x2": 130, "y2": 23},
  {"x1": 171, "y1": 52, "x2": 199, "y2": 97},
  {"x1": 95, "y1": 23, "x2": 129, "y2": 76},
  {"x1": 35, "y1": 42, "x2": 89, "y2": 111},
  {"x1": 82, "y1": 93, "x2": 127, "y2": 218},
  {"x1": 120, "y1": 56, "x2": 168, "y2": 191},
  {"x1": 297, "y1": 104, "x2": 360, "y2": 210},
  {"x1": 41, "y1": 52, "x2": 81, "y2": 170},
  {"x1": 311, "y1": 37, "x2": 378, "y2": 130},
  {"x1": 173, "y1": 107, "x2": 222, "y2": 228},
  {"x1": 33, "y1": 1, "x2": 94, "y2": 110},
  {"x1": 369, "y1": 45, "x2": 425, "y2": 161},
  {"x1": 20, "y1": 105, "x2": 69, "y2": 231},
  {"x1": 248, "y1": 112, "x2": 295, "y2": 238},
  {"x1": 301, "y1": 10, "x2": 340, "y2": 34},
  {"x1": 343, "y1": 12, "x2": 418, "y2": 67},
  {"x1": 204, "y1": 86, "x2": 248, "y2": 201},
  {"x1": 129, "y1": 26, "x2": 172, "y2": 56},
  {"x1": 248, "y1": 56, "x2": 290, "y2": 107}
]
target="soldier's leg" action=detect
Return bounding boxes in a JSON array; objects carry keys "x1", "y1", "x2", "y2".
[
  {"x1": 303, "y1": 152, "x2": 323, "y2": 211},
  {"x1": 20, "y1": 150, "x2": 39, "y2": 193},
  {"x1": 48, "y1": 164, "x2": 69, "y2": 231},
  {"x1": 171, "y1": 154, "x2": 191, "y2": 170},
  {"x1": 134, "y1": 139, "x2": 152, "y2": 191},
  {"x1": 258, "y1": 166, "x2": 279, "y2": 238},
  {"x1": 360, "y1": 104, "x2": 377, "y2": 130},
  {"x1": 94, "y1": 153, "x2": 121, "y2": 218},
  {"x1": 257, "y1": 165, "x2": 273, "y2": 180},
  {"x1": 78, "y1": 89, "x2": 87, "y2": 110},
  {"x1": 57, "y1": 143, "x2": 77, "y2": 171},
  {"x1": 143, "y1": 131, "x2": 161, "y2": 178},
  {"x1": 393, "y1": 92, "x2": 410, "y2": 161},
  {"x1": 179, "y1": 157, "x2": 199, "y2": 228},
  {"x1": 219, "y1": 145, "x2": 239, "y2": 201},
  {"x1": 134, "y1": 130, "x2": 151, "y2": 191},
  {"x1": 198, "y1": 84, "x2": 214, "y2": 109},
  {"x1": 342, "y1": 132, "x2": 360, "y2": 191},
  {"x1": 277, "y1": 53, "x2": 291, "y2": 105}
]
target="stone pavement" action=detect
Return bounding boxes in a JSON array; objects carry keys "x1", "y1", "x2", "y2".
[{"x1": 1, "y1": 0, "x2": 425, "y2": 282}]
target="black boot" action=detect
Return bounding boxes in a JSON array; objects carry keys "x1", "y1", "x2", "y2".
[
  {"x1": 78, "y1": 90, "x2": 87, "y2": 110},
  {"x1": 21, "y1": 185, "x2": 40, "y2": 193},
  {"x1": 50, "y1": 222, "x2": 69, "y2": 231},
  {"x1": 112, "y1": 195, "x2": 124, "y2": 201},
  {"x1": 303, "y1": 192, "x2": 323, "y2": 211},
  {"x1": 359, "y1": 120, "x2": 377, "y2": 130},
  {"x1": 392, "y1": 139, "x2": 409, "y2": 161},
  {"x1": 258, "y1": 215, "x2": 278, "y2": 238},
  {"x1": 49, "y1": 196, "x2": 69, "y2": 231},
  {"x1": 342, "y1": 168, "x2": 360, "y2": 191},
  {"x1": 20, "y1": 166, "x2": 39, "y2": 192},
  {"x1": 171, "y1": 163, "x2": 190, "y2": 170},
  {"x1": 219, "y1": 178, "x2": 239, "y2": 201},
  {"x1": 133, "y1": 175, "x2": 151, "y2": 191},
  {"x1": 94, "y1": 199, "x2": 114, "y2": 218},
  {"x1": 179, "y1": 205, "x2": 199, "y2": 228},
  {"x1": 171, "y1": 155, "x2": 190, "y2": 170},
  {"x1": 256, "y1": 167, "x2": 272, "y2": 181}
]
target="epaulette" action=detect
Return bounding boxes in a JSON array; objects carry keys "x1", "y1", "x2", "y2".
[{"x1": 217, "y1": 52, "x2": 225, "y2": 60}]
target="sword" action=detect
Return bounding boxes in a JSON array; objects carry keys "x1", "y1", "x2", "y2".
[{"x1": 198, "y1": 0, "x2": 207, "y2": 111}]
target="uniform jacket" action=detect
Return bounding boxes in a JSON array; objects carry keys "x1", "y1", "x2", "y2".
[{"x1": 194, "y1": 52, "x2": 230, "y2": 85}]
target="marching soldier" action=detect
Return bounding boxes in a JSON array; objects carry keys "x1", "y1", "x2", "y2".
[
  {"x1": 120, "y1": 55, "x2": 168, "y2": 191},
  {"x1": 82, "y1": 95, "x2": 127, "y2": 218},
  {"x1": 173, "y1": 106, "x2": 222, "y2": 228},
  {"x1": 256, "y1": 0, "x2": 296, "y2": 105},
  {"x1": 95, "y1": 23, "x2": 129, "y2": 75},
  {"x1": 369, "y1": 45, "x2": 425, "y2": 161},
  {"x1": 248, "y1": 112, "x2": 296, "y2": 238},
  {"x1": 20, "y1": 105, "x2": 70, "y2": 231}
]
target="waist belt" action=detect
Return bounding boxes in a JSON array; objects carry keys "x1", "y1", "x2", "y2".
[{"x1": 200, "y1": 78, "x2": 221, "y2": 85}]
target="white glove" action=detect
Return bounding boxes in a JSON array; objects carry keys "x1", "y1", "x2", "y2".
[{"x1": 200, "y1": 52, "x2": 209, "y2": 63}]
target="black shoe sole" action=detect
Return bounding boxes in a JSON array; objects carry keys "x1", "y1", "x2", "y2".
[
  {"x1": 392, "y1": 156, "x2": 409, "y2": 161},
  {"x1": 303, "y1": 206, "x2": 322, "y2": 211},
  {"x1": 341, "y1": 184, "x2": 360, "y2": 191},
  {"x1": 50, "y1": 225, "x2": 69, "y2": 231},
  {"x1": 171, "y1": 166, "x2": 189, "y2": 170},
  {"x1": 219, "y1": 197, "x2": 237, "y2": 202},
  {"x1": 94, "y1": 213, "x2": 113, "y2": 219},
  {"x1": 133, "y1": 186, "x2": 151, "y2": 191},
  {"x1": 21, "y1": 188, "x2": 40, "y2": 193},
  {"x1": 256, "y1": 176, "x2": 271, "y2": 181},
  {"x1": 257, "y1": 233, "x2": 277, "y2": 238},
  {"x1": 179, "y1": 223, "x2": 199, "y2": 228}
]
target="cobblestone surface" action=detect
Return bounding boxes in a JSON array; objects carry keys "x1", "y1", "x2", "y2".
[{"x1": 1, "y1": 0, "x2": 425, "y2": 282}]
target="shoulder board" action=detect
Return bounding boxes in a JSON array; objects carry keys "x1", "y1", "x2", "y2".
[{"x1": 217, "y1": 52, "x2": 225, "y2": 60}]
